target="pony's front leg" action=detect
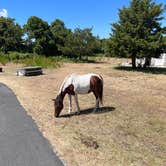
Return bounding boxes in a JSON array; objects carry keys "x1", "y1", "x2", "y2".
[
  {"x1": 94, "y1": 98, "x2": 99, "y2": 112},
  {"x1": 68, "y1": 94, "x2": 72, "y2": 114},
  {"x1": 74, "y1": 94, "x2": 80, "y2": 113}
]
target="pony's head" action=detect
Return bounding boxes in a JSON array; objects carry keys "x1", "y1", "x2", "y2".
[{"x1": 52, "y1": 94, "x2": 64, "y2": 117}]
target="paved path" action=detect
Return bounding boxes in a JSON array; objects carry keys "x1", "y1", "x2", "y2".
[{"x1": 0, "y1": 83, "x2": 64, "y2": 166}]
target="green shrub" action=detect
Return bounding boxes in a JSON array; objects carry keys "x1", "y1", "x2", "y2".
[
  {"x1": 8, "y1": 52, "x2": 33, "y2": 61},
  {"x1": 0, "y1": 53, "x2": 9, "y2": 65},
  {"x1": 22, "y1": 56, "x2": 61, "y2": 68},
  {"x1": 0, "y1": 52, "x2": 61, "y2": 68}
]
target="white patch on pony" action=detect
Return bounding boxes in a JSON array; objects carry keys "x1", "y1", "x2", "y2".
[{"x1": 60, "y1": 73, "x2": 100, "y2": 94}]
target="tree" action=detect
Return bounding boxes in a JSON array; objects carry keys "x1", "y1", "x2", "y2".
[
  {"x1": 50, "y1": 19, "x2": 69, "y2": 55},
  {"x1": 107, "y1": 0, "x2": 166, "y2": 68},
  {"x1": 162, "y1": 36, "x2": 166, "y2": 52},
  {"x1": 89, "y1": 35, "x2": 102, "y2": 54},
  {"x1": 24, "y1": 16, "x2": 54, "y2": 55},
  {"x1": 60, "y1": 28, "x2": 100, "y2": 59},
  {"x1": 0, "y1": 17, "x2": 23, "y2": 53}
]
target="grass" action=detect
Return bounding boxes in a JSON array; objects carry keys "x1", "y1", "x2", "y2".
[
  {"x1": 0, "y1": 52, "x2": 62, "y2": 68},
  {"x1": 22, "y1": 56, "x2": 62, "y2": 68},
  {"x1": 0, "y1": 55, "x2": 9, "y2": 65},
  {"x1": 0, "y1": 57, "x2": 165, "y2": 166},
  {"x1": 0, "y1": 52, "x2": 102, "y2": 68}
]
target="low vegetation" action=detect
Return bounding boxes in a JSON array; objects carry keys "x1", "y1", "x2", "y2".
[
  {"x1": 0, "y1": 52, "x2": 105, "y2": 68},
  {"x1": 0, "y1": 52, "x2": 62, "y2": 68}
]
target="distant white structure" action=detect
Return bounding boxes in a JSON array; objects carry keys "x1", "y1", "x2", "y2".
[
  {"x1": 136, "y1": 58, "x2": 146, "y2": 68},
  {"x1": 121, "y1": 53, "x2": 166, "y2": 68},
  {"x1": 151, "y1": 53, "x2": 166, "y2": 67}
]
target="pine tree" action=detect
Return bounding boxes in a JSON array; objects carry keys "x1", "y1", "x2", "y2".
[{"x1": 108, "y1": 0, "x2": 166, "y2": 68}]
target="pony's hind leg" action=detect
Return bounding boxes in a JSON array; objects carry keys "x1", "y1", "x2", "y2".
[
  {"x1": 96, "y1": 98, "x2": 99, "y2": 109},
  {"x1": 92, "y1": 91, "x2": 100, "y2": 112},
  {"x1": 92, "y1": 98, "x2": 99, "y2": 112}
]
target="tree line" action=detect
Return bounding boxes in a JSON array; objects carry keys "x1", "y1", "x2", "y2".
[
  {"x1": 0, "y1": 16, "x2": 103, "y2": 59},
  {"x1": 0, "y1": 0, "x2": 166, "y2": 68}
]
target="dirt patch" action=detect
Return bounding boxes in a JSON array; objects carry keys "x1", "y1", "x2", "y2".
[
  {"x1": 74, "y1": 133, "x2": 99, "y2": 149},
  {"x1": 0, "y1": 58, "x2": 166, "y2": 166}
]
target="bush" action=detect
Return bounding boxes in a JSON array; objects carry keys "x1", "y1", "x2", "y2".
[
  {"x1": 33, "y1": 44, "x2": 44, "y2": 55},
  {"x1": 21, "y1": 56, "x2": 61, "y2": 68},
  {"x1": 0, "y1": 52, "x2": 61, "y2": 68},
  {"x1": 8, "y1": 52, "x2": 33, "y2": 61},
  {"x1": 0, "y1": 53, "x2": 9, "y2": 65}
]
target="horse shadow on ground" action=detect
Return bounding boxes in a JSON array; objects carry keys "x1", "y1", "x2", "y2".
[
  {"x1": 115, "y1": 66, "x2": 166, "y2": 75},
  {"x1": 59, "y1": 106, "x2": 115, "y2": 118}
]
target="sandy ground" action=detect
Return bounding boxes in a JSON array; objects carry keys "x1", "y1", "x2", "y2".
[{"x1": 0, "y1": 58, "x2": 166, "y2": 166}]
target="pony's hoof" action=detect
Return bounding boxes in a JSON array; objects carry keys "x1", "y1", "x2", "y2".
[
  {"x1": 76, "y1": 111, "x2": 80, "y2": 115},
  {"x1": 92, "y1": 108, "x2": 99, "y2": 113}
]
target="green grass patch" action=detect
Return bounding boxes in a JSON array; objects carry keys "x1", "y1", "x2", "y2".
[
  {"x1": 0, "y1": 52, "x2": 103, "y2": 68},
  {"x1": 0, "y1": 54, "x2": 9, "y2": 65},
  {"x1": 0, "y1": 52, "x2": 61, "y2": 68},
  {"x1": 21, "y1": 56, "x2": 61, "y2": 68}
]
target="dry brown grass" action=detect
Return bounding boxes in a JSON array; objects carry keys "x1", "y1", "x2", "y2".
[{"x1": 0, "y1": 58, "x2": 166, "y2": 166}]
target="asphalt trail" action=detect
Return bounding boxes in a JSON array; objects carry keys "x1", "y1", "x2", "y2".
[{"x1": 0, "y1": 83, "x2": 64, "y2": 166}]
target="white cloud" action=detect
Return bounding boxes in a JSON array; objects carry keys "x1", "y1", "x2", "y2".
[{"x1": 0, "y1": 9, "x2": 8, "y2": 18}]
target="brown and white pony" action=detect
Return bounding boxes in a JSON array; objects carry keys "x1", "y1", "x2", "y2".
[{"x1": 53, "y1": 73, "x2": 103, "y2": 117}]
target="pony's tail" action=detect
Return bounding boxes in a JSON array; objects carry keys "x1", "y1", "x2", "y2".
[{"x1": 99, "y1": 75, "x2": 103, "y2": 105}]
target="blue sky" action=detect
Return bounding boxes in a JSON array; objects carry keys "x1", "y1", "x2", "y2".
[{"x1": 0, "y1": 0, "x2": 166, "y2": 38}]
